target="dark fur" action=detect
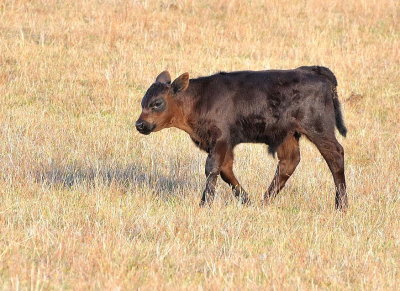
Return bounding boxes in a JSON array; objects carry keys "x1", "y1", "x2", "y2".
[
  {"x1": 136, "y1": 66, "x2": 349, "y2": 210},
  {"x1": 186, "y1": 66, "x2": 346, "y2": 154},
  {"x1": 298, "y1": 66, "x2": 347, "y2": 137}
]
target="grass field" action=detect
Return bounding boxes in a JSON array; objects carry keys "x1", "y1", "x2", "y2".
[{"x1": 0, "y1": 0, "x2": 399, "y2": 289}]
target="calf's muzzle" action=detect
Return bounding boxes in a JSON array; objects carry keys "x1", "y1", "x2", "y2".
[{"x1": 135, "y1": 119, "x2": 155, "y2": 135}]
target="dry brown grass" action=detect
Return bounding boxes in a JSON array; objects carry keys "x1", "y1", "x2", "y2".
[{"x1": 0, "y1": 0, "x2": 399, "y2": 289}]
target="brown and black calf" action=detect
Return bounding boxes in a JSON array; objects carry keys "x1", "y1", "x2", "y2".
[{"x1": 135, "y1": 66, "x2": 348, "y2": 210}]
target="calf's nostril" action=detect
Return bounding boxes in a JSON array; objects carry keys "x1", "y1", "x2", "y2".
[{"x1": 135, "y1": 121, "x2": 144, "y2": 129}]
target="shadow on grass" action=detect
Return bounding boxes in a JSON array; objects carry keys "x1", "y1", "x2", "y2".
[{"x1": 34, "y1": 162, "x2": 193, "y2": 194}]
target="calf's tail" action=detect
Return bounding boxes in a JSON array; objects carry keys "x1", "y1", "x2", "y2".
[{"x1": 331, "y1": 86, "x2": 347, "y2": 137}]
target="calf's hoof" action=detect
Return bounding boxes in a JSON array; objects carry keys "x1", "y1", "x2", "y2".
[
  {"x1": 233, "y1": 186, "x2": 251, "y2": 205},
  {"x1": 335, "y1": 195, "x2": 348, "y2": 212},
  {"x1": 335, "y1": 202, "x2": 348, "y2": 212},
  {"x1": 239, "y1": 194, "x2": 251, "y2": 205},
  {"x1": 199, "y1": 197, "x2": 214, "y2": 207},
  {"x1": 199, "y1": 200, "x2": 207, "y2": 207},
  {"x1": 261, "y1": 196, "x2": 273, "y2": 206}
]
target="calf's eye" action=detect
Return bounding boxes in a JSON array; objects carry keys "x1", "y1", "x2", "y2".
[{"x1": 151, "y1": 100, "x2": 164, "y2": 111}]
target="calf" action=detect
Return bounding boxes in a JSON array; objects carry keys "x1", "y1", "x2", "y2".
[{"x1": 135, "y1": 66, "x2": 348, "y2": 210}]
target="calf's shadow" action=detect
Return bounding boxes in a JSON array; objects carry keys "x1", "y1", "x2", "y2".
[{"x1": 35, "y1": 162, "x2": 193, "y2": 195}]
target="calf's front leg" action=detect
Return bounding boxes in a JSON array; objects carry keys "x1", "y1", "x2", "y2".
[
  {"x1": 220, "y1": 149, "x2": 250, "y2": 204},
  {"x1": 199, "y1": 141, "x2": 227, "y2": 207}
]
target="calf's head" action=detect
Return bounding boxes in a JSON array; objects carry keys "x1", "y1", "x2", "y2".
[{"x1": 136, "y1": 71, "x2": 189, "y2": 135}]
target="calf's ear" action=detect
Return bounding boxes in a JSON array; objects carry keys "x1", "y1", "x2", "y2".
[
  {"x1": 155, "y1": 70, "x2": 171, "y2": 84},
  {"x1": 172, "y1": 72, "x2": 189, "y2": 93}
]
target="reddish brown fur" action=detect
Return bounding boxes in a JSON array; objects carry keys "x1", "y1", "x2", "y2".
[{"x1": 265, "y1": 134, "x2": 301, "y2": 202}]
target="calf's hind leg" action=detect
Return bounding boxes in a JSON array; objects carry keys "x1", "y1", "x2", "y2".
[
  {"x1": 264, "y1": 134, "x2": 301, "y2": 203},
  {"x1": 306, "y1": 134, "x2": 348, "y2": 210},
  {"x1": 220, "y1": 149, "x2": 250, "y2": 204}
]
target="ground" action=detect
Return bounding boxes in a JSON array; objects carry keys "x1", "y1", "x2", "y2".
[{"x1": 0, "y1": 0, "x2": 399, "y2": 289}]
